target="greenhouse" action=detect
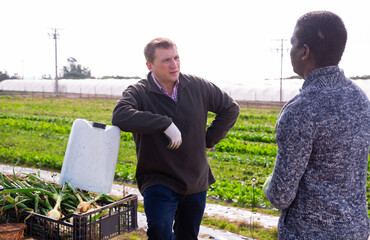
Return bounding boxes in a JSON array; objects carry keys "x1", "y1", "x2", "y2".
[{"x1": 0, "y1": 78, "x2": 369, "y2": 102}]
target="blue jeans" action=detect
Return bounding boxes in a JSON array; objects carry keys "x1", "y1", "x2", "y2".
[{"x1": 143, "y1": 185, "x2": 207, "y2": 240}]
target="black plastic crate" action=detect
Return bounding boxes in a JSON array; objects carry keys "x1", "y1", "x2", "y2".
[{"x1": 4, "y1": 194, "x2": 138, "y2": 240}]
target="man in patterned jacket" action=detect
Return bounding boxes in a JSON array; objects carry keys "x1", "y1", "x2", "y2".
[{"x1": 266, "y1": 11, "x2": 370, "y2": 239}]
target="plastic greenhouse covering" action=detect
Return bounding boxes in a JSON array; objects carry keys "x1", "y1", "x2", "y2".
[{"x1": 1, "y1": 78, "x2": 369, "y2": 102}]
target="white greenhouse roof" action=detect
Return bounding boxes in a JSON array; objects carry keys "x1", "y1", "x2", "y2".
[{"x1": 0, "y1": 78, "x2": 369, "y2": 102}]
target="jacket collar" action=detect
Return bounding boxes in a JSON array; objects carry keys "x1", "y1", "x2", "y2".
[
  {"x1": 301, "y1": 66, "x2": 346, "y2": 91},
  {"x1": 147, "y1": 72, "x2": 190, "y2": 93}
]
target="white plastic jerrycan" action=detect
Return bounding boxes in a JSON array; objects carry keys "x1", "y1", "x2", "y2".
[{"x1": 59, "y1": 119, "x2": 121, "y2": 194}]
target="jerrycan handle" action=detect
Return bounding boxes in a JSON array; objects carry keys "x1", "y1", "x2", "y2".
[{"x1": 92, "y1": 122, "x2": 106, "y2": 129}]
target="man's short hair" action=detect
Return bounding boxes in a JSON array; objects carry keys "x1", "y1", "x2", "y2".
[
  {"x1": 296, "y1": 11, "x2": 347, "y2": 67},
  {"x1": 144, "y1": 38, "x2": 177, "y2": 63}
]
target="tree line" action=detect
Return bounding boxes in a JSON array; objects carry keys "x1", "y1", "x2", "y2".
[
  {"x1": 1, "y1": 57, "x2": 141, "y2": 81},
  {"x1": 0, "y1": 71, "x2": 18, "y2": 81}
]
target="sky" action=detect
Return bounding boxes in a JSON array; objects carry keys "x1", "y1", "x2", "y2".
[{"x1": 1, "y1": 0, "x2": 370, "y2": 86}]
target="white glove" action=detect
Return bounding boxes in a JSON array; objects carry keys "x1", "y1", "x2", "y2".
[
  {"x1": 164, "y1": 122, "x2": 182, "y2": 150},
  {"x1": 206, "y1": 146, "x2": 216, "y2": 152}
]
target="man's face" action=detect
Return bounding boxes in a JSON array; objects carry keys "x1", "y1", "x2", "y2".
[
  {"x1": 146, "y1": 47, "x2": 180, "y2": 84},
  {"x1": 290, "y1": 26, "x2": 305, "y2": 78}
]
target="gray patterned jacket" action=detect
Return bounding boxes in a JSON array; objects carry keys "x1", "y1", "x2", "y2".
[{"x1": 266, "y1": 66, "x2": 370, "y2": 239}]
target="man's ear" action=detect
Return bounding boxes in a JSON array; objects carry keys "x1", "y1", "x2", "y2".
[
  {"x1": 302, "y1": 44, "x2": 310, "y2": 60},
  {"x1": 146, "y1": 61, "x2": 152, "y2": 71}
]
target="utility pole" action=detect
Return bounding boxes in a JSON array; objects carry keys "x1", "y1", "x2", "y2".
[
  {"x1": 21, "y1": 60, "x2": 24, "y2": 79},
  {"x1": 49, "y1": 28, "x2": 60, "y2": 97},
  {"x1": 274, "y1": 39, "x2": 288, "y2": 102}
]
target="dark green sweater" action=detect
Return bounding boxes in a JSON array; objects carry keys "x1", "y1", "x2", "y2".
[{"x1": 112, "y1": 73, "x2": 239, "y2": 195}]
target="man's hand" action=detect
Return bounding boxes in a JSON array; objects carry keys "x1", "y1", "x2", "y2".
[{"x1": 164, "y1": 122, "x2": 182, "y2": 150}]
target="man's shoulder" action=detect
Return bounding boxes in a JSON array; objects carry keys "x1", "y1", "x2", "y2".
[
  {"x1": 136, "y1": 78, "x2": 150, "y2": 86},
  {"x1": 179, "y1": 73, "x2": 216, "y2": 89},
  {"x1": 278, "y1": 91, "x2": 317, "y2": 124},
  {"x1": 126, "y1": 78, "x2": 150, "y2": 91},
  {"x1": 180, "y1": 73, "x2": 207, "y2": 83},
  {"x1": 284, "y1": 91, "x2": 313, "y2": 110}
]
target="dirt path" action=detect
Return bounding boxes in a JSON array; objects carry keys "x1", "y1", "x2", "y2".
[{"x1": 1, "y1": 164, "x2": 278, "y2": 239}]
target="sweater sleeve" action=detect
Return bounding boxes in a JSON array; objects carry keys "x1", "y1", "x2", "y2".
[
  {"x1": 111, "y1": 84, "x2": 172, "y2": 134},
  {"x1": 205, "y1": 81, "x2": 240, "y2": 148},
  {"x1": 266, "y1": 105, "x2": 314, "y2": 209}
]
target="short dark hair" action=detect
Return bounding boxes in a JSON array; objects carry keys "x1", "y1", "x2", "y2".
[
  {"x1": 296, "y1": 11, "x2": 347, "y2": 67},
  {"x1": 144, "y1": 38, "x2": 177, "y2": 63}
]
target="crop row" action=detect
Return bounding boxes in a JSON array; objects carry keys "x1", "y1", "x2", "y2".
[
  {"x1": 216, "y1": 139, "x2": 277, "y2": 157},
  {"x1": 238, "y1": 113, "x2": 277, "y2": 122},
  {"x1": 208, "y1": 180, "x2": 271, "y2": 207},
  {"x1": 208, "y1": 152, "x2": 276, "y2": 167},
  {"x1": 209, "y1": 112, "x2": 277, "y2": 123},
  {"x1": 0, "y1": 113, "x2": 75, "y2": 124},
  {"x1": 0, "y1": 118, "x2": 71, "y2": 134},
  {"x1": 0, "y1": 113, "x2": 134, "y2": 141},
  {"x1": 232, "y1": 123, "x2": 275, "y2": 133},
  {"x1": 226, "y1": 131, "x2": 275, "y2": 143}
]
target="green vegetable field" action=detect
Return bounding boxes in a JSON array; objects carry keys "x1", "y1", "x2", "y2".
[{"x1": 1, "y1": 95, "x2": 369, "y2": 213}]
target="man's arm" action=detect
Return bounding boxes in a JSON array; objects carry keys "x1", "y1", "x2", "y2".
[
  {"x1": 205, "y1": 82, "x2": 240, "y2": 148},
  {"x1": 266, "y1": 109, "x2": 313, "y2": 209},
  {"x1": 112, "y1": 85, "x2": 172, "y2": 134}
]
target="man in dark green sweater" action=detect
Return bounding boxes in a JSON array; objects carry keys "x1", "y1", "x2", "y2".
[{"x1": 112, "y1": 38, "x2": 239, "y2": 239}]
